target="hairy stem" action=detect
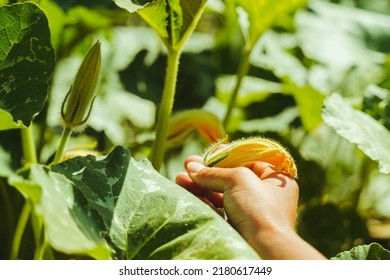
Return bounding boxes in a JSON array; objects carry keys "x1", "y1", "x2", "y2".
[
  {"x1": 53, "y1": 127, "x2": 72, "y2": 164},
  {"x1": 21, "y1": 126, "x2": 37, "y2": 164},
  {"x1": 223, "y1": 48, "x2": 252, "y2": 129},
  {"x1": 150, "y1": 50, "x2": 181, "y2": 171}
]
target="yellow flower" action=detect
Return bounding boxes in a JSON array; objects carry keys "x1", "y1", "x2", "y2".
[
  {"x1": 203, "y1": 136, "x2": 297, "y2": 178},
  {"x1": 166, "y1": 109, "x2": 225, "y2": 148}
]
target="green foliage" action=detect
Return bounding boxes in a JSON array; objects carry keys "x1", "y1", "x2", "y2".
[
  {"x1": 10, "y1": 146, "x2": 258, "y2": 259},
  {"x1": 0, "y1": 3, "x2": 55, "y2": 129},
  {"x1": 1, "y1": 0, "x2": 390, "y2": 260},
  {"x1": 322, "y1": 93, "x2": 390, "y2": 174},
  {"x1": 332, "y1": 242, "x2": 390, "y2": 260}
]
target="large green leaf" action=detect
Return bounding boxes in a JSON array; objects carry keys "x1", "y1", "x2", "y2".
[
  {"x1": 0, "y1": 3, "x2": 55, "y2": 129},
  {"x1": 12, "y1": 146, "x2": 259, "y2": 259},
  {"x1": 114, "y1": 0, "x2": 207, "y2": 50},
  {"x1": 10, "y1": 165, "x2": 112, "y2": 259},
  {"x1": 322, "y1": 94, "x2": 390, "y2": 174},
  {"x1": 295, "y1": 0, "x2": 389, "y2": 98},
  {"x1": 332, "y1": 242, "x2": 390, "y2": 260},
  {"x1": 234, "y1": 0, "x2": 307, "y2": 49}
]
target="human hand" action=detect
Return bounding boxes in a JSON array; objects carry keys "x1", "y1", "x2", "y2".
[{"x1": 176, "y1": 155, "x2": 326, "y2": 260}]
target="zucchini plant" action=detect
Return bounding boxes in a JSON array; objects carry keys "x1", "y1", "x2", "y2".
[{"x1": 1, "y1": 0, "x2": 390, "y2": 260}]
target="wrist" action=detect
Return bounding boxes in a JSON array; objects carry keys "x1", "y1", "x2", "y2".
[{"x1": 251, "y1": 224, "x2": 326, "y2": 260}]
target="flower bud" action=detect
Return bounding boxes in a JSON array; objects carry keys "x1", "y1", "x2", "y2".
[
  {"x1": 203, "y1": 136, "x2": 297, "y2": 178},
  {"x1": 61, "y1": 41, "x2": 101, "y2": 130}
]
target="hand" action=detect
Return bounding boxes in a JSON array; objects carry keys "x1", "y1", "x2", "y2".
[{"x1": 175, "y1": 155, "x2": 326, "y2": 260}]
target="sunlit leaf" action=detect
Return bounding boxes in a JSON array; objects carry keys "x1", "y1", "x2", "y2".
[
  {"x1": 332, "y1": 242, "x2": 390, "y2": 260},
  {"x1": 216, "y1": 75, "x2": 282, "y2": 107},
  {"x1": 12, "y1": 146, "x2": 259, "y2": 259},
  {"x1": 234, "y1": 0, "x2": 307, "y2": 49},
  {"x1": 239, "y1": 107, "x2": 299, "y2": 135},
  {"x1": 294, "y1": 1, "x2": 389, "y2": 99},
  {"x1": 322, "y1": 94, "x2": 390, "y2": 174},
  {"x1": 284, "y1": 80, "x2": 325, "y2": 132},
  {"x1": 296, "y1": 0, "x2": 390, "y2": 69},
  {"x1": 10, "y1": 165, "x2": 112, "y2": 259},
  {"x1": 115, "y1": 0, "x2": 207, "y2": 50},
  {"x1": 0, "y1": 3, "x2": 55, "y2": 129},
  {"x1": 360, "y1": 170, "x2": 390, "y2": 218},
  {"x1": 250, "y1": 31, "x2": 324, "y2": 131},
  {"x1": 113, "y1": 0, "x2": 156, "y2": 13}
]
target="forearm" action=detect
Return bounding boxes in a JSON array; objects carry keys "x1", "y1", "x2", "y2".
[{"x1": 251, "y1": 226, "x2": 326, "y2": 260}]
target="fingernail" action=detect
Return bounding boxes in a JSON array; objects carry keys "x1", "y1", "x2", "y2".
[{"x1": 187, "y1": 161, "x2": 205, "y2": 173}]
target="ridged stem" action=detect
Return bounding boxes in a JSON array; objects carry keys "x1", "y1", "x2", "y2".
[
  {"x1": 21, "y1": 126, "x2": 37, "y2": 165},
  {"x1": 150, "y1": 50, "x2": 181, "y2": 171},
  {"x1": 53, "y1": 126, "x2": 72, "y2": 164}
]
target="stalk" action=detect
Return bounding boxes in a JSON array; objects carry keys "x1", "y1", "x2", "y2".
[
  {"x1": 10, "y1": 202, "x2": 31, "y2": 260},
  {"x1": 15, "y1": 126, "x2": 38, "y2": 260},
  {"x1": 223, "y1": 48, "x2": 252, "y2": 129},
  {"x1": 34, "y1": 226, "x2": 47, "y2": 260},
  {"x1": 21, "y1": 126, "x2": 38, "y2": 164},
  {"x1": 150, "y1": 49, "x2": 181, "y2": 171},
  {"x1": 53, "y1": 126, "x2": 72, "y2": 164}
]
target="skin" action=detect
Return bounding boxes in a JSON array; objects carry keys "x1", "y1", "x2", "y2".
[{"x1": 175, "y1": 155, "x2": 326, "y2": 260}]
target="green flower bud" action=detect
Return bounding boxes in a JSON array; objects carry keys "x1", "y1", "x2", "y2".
[{"x1": 61, "y1": 41, "x2": 101, "y2": 130}]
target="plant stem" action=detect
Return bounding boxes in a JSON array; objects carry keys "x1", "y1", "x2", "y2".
[
  {"x1": 10, "y1": 201, "x2": 31, "y2": 260},
  {"x1": 21, "y1": 126, "x2": 37, "y2": 164},
  {"x1": 223, "y1": 48, "x2": 252, "y2": 129},
  {"x1": 34, "y1": 226, "x2": 47, "y2": 260},
  {"x1": 150, "y1": 49, "x2": 181, "y2": 171},
  {"x1": 53, "y1": 126, "x2": 72, "y2": 164}
]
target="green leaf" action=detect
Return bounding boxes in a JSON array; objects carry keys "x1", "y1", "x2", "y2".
[
  {"x1": 10, "y1": 165, "x2": 112, "y2": 259},
  {"x1": 322, "y1": 94, "x2": 390, "y2": 174},
  {"x1": 0, "y1": 144, "x2": 13, "y2": 177},
  {"x1": 295, "y1": 0, "x2": 389, "y2": 98},
  {"x1": 216, "y1": 75, "x2": 282, "y2": 107},
  {"x1": 296, "y1": 0, "x2": 390, "y2": 69},
  {"x1": 0, "y1": 3, "x2": 55, "y2": 129},
  {"x1": 54, "y1": 146, "x2": 259, "y2": 259},
  {"x1": 16, "y1": 146, "x2": 259, "y2": 259},
  {"x1": 332, "y1": 242, "x2": 390, "y2": 260},
  {"x1": 284, "y1": 80, "x2": 325, "y2": 132},
  {"x1": 115, "y1": 0, "x2": 207, "y2": 50},
  {"x1": 250, "y1": 31, "x2": 324, "y2": 131},
  {"x1": 234, "y1": 0, "x2": 307, "y2": 49},
  {"x1": 113, "y1": 0, "x2": 156, "y2": 13}
]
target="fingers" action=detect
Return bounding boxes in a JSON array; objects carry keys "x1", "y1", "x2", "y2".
[
  {"x1": 186, "y1": 160, "x2": 262, "y2": 193},
  {"x1": 243, "y1": 161, "x2": 296, "y2": 188},
  {"x1": 175, "y1": 171, "x2": 223, "y2": 208}
]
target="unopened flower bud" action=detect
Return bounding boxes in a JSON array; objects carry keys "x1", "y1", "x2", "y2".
[{"x1": 61, "y1": 41, "x2": 101, "y2": 130}]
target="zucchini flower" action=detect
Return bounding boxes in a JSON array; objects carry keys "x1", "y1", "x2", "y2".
[
  {"x1": 203, "y1": 136, "x2": 297, "y2": 178},
  {"x1": 61, "y1": 41, "x2": 101, "y2": 130}
]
